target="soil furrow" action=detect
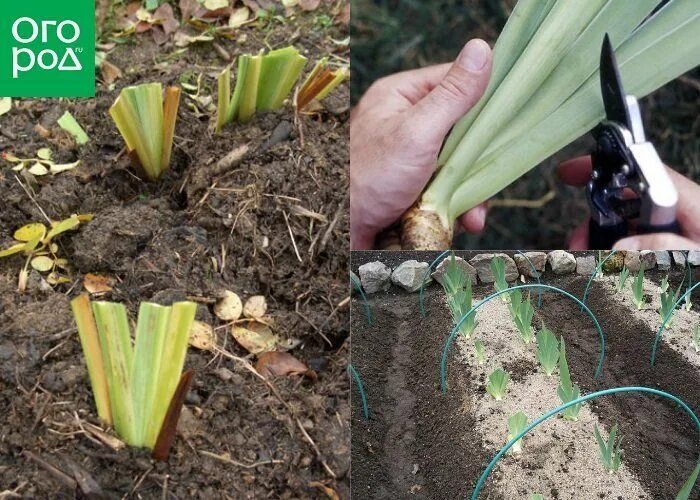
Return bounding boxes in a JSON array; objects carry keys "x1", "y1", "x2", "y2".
[{"x1": 536, "y1": 276, "x2": 700, "y2": 499}]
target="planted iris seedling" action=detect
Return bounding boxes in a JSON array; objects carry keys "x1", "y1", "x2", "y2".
[
  {"x1": 557, "y1": 337, "x2": 582, "y2": 421},
  {"x1": 442, "y1": 253, "x2": 478, "y2": 338},
  {"x1": 486, "y1": 368, "x2": 510, "y2": 401},
  {"x1": 594, "y1": 424, "x2": 622, "y2": 473},
  {"x1": 660, "y1": 276, "x2": 670, "y2": 293},
  {"x1": 507, "y1": 411, "x2": 528, "y2": 455},
  {"x1": 491, "y1": 256, "x2": 509, "y2": 298},
  {"x1": 71, "y1": 295, "x2": 197, "y2": 456},
  {"x1": 616, "y1": 267, "x2": 630, "y2": 292},
  {"x1": 296, "y1": 57, "x2": 349, "y2": 111},
  {"x1": 529, "y1": 495, "x2": 544, "y2": 500},
  {"x1": 509, "y1": 290, "x2": 535, "y2": 344},
  {"x1": 659, "y1": 283, "x2": 681, "y2": 329},
  {"x1": 536, "y1": 327, "x2": 559, "y2": 376},
  {"x1": 632, "y1": 264, "x2": 646, "y2": 310},
  {"x1": 216, "y1": 46, "x2": 307, "y2": 131},
  {"x1": 693, "y1": 325, "x2": 700, "y2": 353},
  {"x1": 109, "y1": 82, "x2": 181, "y2": 182},
  {"x1": 474, "y1": 339, "x2": 486, "y2": 365}
]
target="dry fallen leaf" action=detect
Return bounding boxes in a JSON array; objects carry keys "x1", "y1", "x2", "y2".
[
  {"x1": 231, "y1": 321, "x2": 278, "y2": 354},
  {"x1": 309, "y1": 481, "x2": 340, "y2": 500},
  {"x1": 214, "y1": 290, "x2": 242, "y2": 321},
  {"x1": 299, "y1": 0, "x2": 321, "y2": 10},
  {"x1": 101, "y1": 60, "x2": 123, "y2": 84},
  {"x1": 243, "y1": 295, "x2": 267, "y2": 319},
  {"x1": 84, "y1": 273, "x2": 114, "y2": 294},
  {"x1": 255, "y1": 351, "x2": 317, "y2": 380},
  {"x1": 189, "y1": 321, "x2": 215, "y2": 351}
]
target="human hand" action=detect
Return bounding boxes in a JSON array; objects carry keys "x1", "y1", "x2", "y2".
[
  {"x1": 350, "y1": 39, "x2": 493, "y2": 249},
  {"x1": 559, "y1": 156, "x2": 700, "y2": 250}
]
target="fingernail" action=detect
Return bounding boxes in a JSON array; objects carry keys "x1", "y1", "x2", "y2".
[{"x1": 459, "y1": 39, "x2": 490, "y2": 72}]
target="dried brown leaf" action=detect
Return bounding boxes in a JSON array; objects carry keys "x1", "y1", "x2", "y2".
[
  {"x1": 83, "y1": 273, "x2": 114, "y2": 294},
  {"x1": 189, "y1": 321, "x2": 215, "y2": 351},
  {"x1": 214, "y1": 291, "x2": 242, "y2": 321},
  {"x1": 243, "y1": 295, "x2": 267, "y2": 319},
  {"x1": 255, "y1": 351, "x2": 317, "y2": 380},
  {"x1": 231, "y1": 321, "x2": 278, "y2": 354}
]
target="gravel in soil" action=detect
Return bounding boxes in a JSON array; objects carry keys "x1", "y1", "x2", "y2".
[{"x1": 0, "y1": 8, "x2": 349, "y2": 499}]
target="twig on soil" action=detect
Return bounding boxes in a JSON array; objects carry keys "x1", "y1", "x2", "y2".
[
  {"x1": 29, "y1": 393, "x2": 52, "y2": 434},
  {"x1": 295, "y1": 302, "x2": 332, "y2": 347},
  {"x1": 199, "y1": 450, "x2": 284, "y2": 468},
  {"x1": 0, "y1": 482, "x2": 27, "y2": 499},
  {"x1": 212, "y1": 346, "x2": 338, "y2": 479},
  {"x1": 13, "y1": 174, "x2": 51, "y2": 224},
  {"x1": 319, "y1": 202, "x2": 344, "y2": 254},
  {"x1": 125, "y1": 467, "x2": 154, "y2": 500},
  {"x1": 318, "y1": 296, "x2": 350, "y2": 332},
  {"x1": 42, "y1": 339, "x2": 68, "y2": 360},
  {"x1": 22, "y1": 451, "x2": 77, "y2": 491},
  {"x1": 283, "y1": 210, "x2": 303, "y2": 263}
]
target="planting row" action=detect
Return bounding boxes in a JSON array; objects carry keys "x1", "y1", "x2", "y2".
[{"x1": 438, "y1": 255, "x2": 700, "y2": 498}]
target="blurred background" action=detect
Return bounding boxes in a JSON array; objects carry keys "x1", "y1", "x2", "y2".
[{"x1": 351, "y1": 0, "x2": 700, "y2": 249}]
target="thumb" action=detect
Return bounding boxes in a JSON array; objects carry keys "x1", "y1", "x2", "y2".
[
  {"x1": 408, "y1": 39, "x2": 492, "y2": 144},
  {"x1": 613, "y1": 233, "x2": 699, "y2": 250}
]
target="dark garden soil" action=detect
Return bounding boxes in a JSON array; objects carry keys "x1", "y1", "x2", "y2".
[
  {"x1": 0, "y1": 3, "x2": 350, "y2": 498},
  {"x1": 350, "y1": 264, "x2": 700, "y2": 499}
]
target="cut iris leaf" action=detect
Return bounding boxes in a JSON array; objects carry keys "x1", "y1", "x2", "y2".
[
  {"x1": 216, "y1": 46, "x2": 307, "y2": 131},
  {"x1": 109, "y1": 83, "x2": 181, "y2": 182},
  {"x1": 71, "y1": 296, "x2": 197, "y2": 455},
  {"x1": 257, "y1": 47, "x2": 307, "y2": 112},
  {"x1": 57, "y1": 111, "x2": 89, "y2": 145},
  {"x1": 296, "y1": 57, "x2": 349, "y2": 111}
]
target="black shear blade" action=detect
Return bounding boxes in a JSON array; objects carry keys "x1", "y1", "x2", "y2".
[{"x1": 600, "y1": 34, "x2": 632, "y2": 129}]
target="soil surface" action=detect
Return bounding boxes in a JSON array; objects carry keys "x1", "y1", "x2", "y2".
[
  {"x1": 0, "y1": 3, "x2": 350, "y2": 498},
  {"x1": 351, "y1": 262, "x2": 700, "y2": 499}
]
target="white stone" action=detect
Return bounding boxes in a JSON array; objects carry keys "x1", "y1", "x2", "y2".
[
  {"x1": 623, "y1": 251, "x2": 641, "y2": 273},
  {"x1": 391, "y1": 260, "x2": 430, "y2": 292},
  {"x1": 432, "y1": 256, "x2": 478, "y2": 286},
  {"x1": 576, "y1": 255, "x2": 596, "y2": 275},
  {"x1": 655, "y1": 251, "x2": 671, "y2": 271},
  {"x1": 688, "y1": 251, "x2": 700, "y2": 267},
  {"x1": 513, "y1": 252, "x2": 547, "y2": 278},
  {"x1": 671, "y1": 251, "x2": 687, "y2": 268},
  {"x1": 469, "y1": 253, "x2": 518, "y2": 283},
  {"x1": 358, "y1": 261, "x2": 391, "y2": 294},
  {"x1": 547, "y1": 251, "x2": 576, "y2": 275},
  {"x1": 640, "y1": 250, "x2": 656, "y2": 270}
]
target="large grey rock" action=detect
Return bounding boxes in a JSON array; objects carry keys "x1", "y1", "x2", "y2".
[
  {"x1": 358, "y1": 261, "x2": 391, "y2": 294},
  {"x1": 547, "y1": 251, "x2": 576, "y2": 275},
  {"x1": 469, "y1": 253, "x2": 518, "y2": 283},
  {"x1": 671, "y1": 251, "x2": 687, "y2": 268},
  {"x1": 624, "y1": 251, "x2": 641, "y2": 272},
  {"x1": 514, "y1": 252, "x2": 546, "y2": 278},
  {"x1": 576, "y1": 255, "x2": 596, "y2": 275},
  {"x1": 432, "y1": 256, "x2": 477, "y2": 286},
  {"x1": 688, "y1": 251, "x2": 700, "y2": 267},
  {"x1": 391, "y1": 260, "x2": 430, "y2": 292},
  {"x1": 655, "y1": 251, "x2": 671, "y2": 271},
  {"x1": 640, "y1": 250, "x2": 656, "y2": 270}
]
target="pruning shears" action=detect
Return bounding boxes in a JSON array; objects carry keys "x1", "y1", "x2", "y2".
[{"x1": 587, "y1": 34, "x2": 680, "y2": 249}]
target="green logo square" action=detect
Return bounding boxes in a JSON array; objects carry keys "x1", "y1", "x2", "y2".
[{"x1": 0, "y1": 0, "x2": 95, "y2": 98}]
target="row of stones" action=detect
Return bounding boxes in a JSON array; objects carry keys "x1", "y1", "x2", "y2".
[{"x1": 354, "y1": 250, "x2": 700, "y2": 294}]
